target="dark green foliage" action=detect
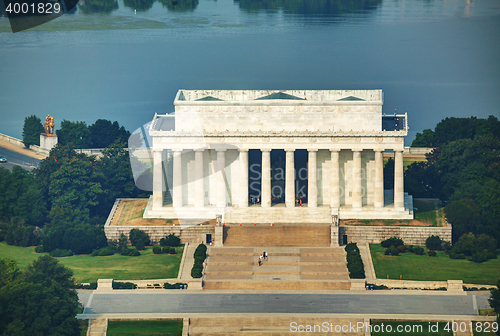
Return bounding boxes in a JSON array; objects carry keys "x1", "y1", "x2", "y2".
[
  {"x1": 153, "y1": 246, "x2": 162, "y2": 254},
  {"x1": 448, "y1": 234, "x2": 497, "y2": 263},
  {"x1": 35, "y1": 245, "x2": 44, "y2": 253},
  {"x1": 389, "y1": 246, "x2": 399, "y2": 256},
  {"x1": 396, "y1": 245, "x2": 406, "y2": 253},
  {"x1": 129, "y1": 229, "x2": 150, "y2": 248},
  {"x1": 191, "y1": 244, "x2": 207, "y2": 278},
  {"x1": 168, "y1": 247, "x2": 176, "y2": 254},
  {"x1": 57, "y1": 120, "x2": 92, "y2": 148},
  {"x1": 383, "y1": 157, "x2": 394, "y2": 190},
  {"x1": 73, "y1": 282, "x2": 97, "y2": 290},
  {"x1": 345, "y1": 243, "x2": 365, "y2": 279},
  {"x1": 163, "y1": 282, "x2": 188, "y2": 289},
  {"x1": 160, "y1": 233, "x2": 181, "y2": 247},
  {"x1": 384, "y1": 248, "x2": 391, "y2": 255},
  {"x1": 428, "y1": 250, "x2": 437, "y2": 257},
  {"x1": 411, "y1": 128, "x2": 435, "y2": 147},
  {"x1": 88, "y1": 119, "x2": 130, "y2": 148},
  {"x1": 191, "y1": 264, "x2": 203, "y2": 278},
  {"x1": 121, "y1": 247, "x2": 140, "y2": 256},
  {"x1": 426, "y1": 235, "x2": 442, "y2": 251},
  {"x1": 0, "y1": 256, "x2": 81, "y2": 336},
  {"x1": 90, "y1": 246, "x2": 116, "y2": 256},
  {"x1": 22, "y1": 115, "x2": 44, "y2": 147},
  {"x1": 380, "y1": 237, "x2": 404, "y2": 248},
  {"x1": 112, "y1": 281, "x2": 137, "y2": 289},
  {"x1": 445, "y1": 199, "x2": 483, "y2": 243},
  {"x1": 489, "y1": 280, "x2": 500, "y2": 315},
  {"x1": 49, "y1": 249, "x2": 73, "y2": 257},
  {"x1": 412, "y1": 246, "x2": 425, "y2": 255}
]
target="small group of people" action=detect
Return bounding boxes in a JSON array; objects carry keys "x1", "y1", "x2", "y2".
[{"x1": 258, "y1": 251, "x2": 268, "y2": 266}]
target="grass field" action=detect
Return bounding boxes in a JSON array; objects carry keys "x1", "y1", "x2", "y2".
[
  {"x1": 370, "y1": 244, "x2": 500, "y2": 285},
  {"x1": 371, "y1": 321, "x2": 451, "y2": 336},
  {"x1": 0, "y1": 242, "x2": 183, "y2": 283},
  {"x1": 413, "y1": 199, "x2": 445, "y2": 226},
  {"x1": 107, "y1": 320, "x2": 183, "y2": 336}
]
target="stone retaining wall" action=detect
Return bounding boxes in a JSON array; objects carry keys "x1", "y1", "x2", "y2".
[
  {"x1": 339, "y1": 225, "x2": 452, "y2": 245},
  {"x1": 104, "y1": 224, "x2": 215, "y2": 244}
]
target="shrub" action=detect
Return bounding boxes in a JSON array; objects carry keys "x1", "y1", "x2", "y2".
[
  {"x1": 73, "y1": 283, "x2": 97, "y2": 290},
  {"x1": 129, "y1": 229, "x2": 150, "y2": 248},
  {"x1": 469, "y1": 252, "x2": 488, "y2": 263},
  {"x1": 135, "y1": 241, "x2": 145, "y2": 251},
  {"x1": 412, "y1": 246, "x2": 425, "y2": 255},
  {"x1": 162, "y1": 246, "x2": 170, "y2": 254},
  {"x1": 396, "y1": 245, "x2": 406, "y2": 253},
  {"x1": 112, "y1": 282, "x2": 137, "y2": 289},
  {"x1": 91, "y1": 246, "x2": 116, "y2": 256},
  {"x1": 428, "y1": 250, "x2": 437, "y2": 257},
  {"x1": 194, "y1": 244, "x2": 207, "y2": 263},
  {"x1": 191, "y1": 264, "x2": 203, "y2": 278},
  {"x1": 164, "y1": 282, "x2": 188, "y2": 289},
  {"x1": 384, "y1": 248, "x2": 391, "y2": 255},
  {"x1": 389, "y1": 246, "x2": 399, "y2": 256},
  {"x1": 345, "y1": 242, "x2": 365, "y2": 279},
  {"x1": 381, "y1": 237, "x2": 404, "y2": 248},
  {"x1": 35, "y1": 245, "x2": 44, "y2": 253},
  {"x1": 49, "y1": 249, "x2": 73, "y2": 257},
  {"x1": 168, "y1": 247, "x2": 176, "y2": 254},
  {"x1": 160, "y1": 234, "x2": 181, "y2": 247},
  {"x1": 153, "y1": 246, "x2": 162, "y2": 254},
  {"x1": 121, "y1": 247, "x2": 140, "y2": 256},
  {"x1": 449, "y1": 250, "x2": 466, "y2": 259},
  {"x1": 426, "y1": 235, "x2": 442, "y2": 251}
]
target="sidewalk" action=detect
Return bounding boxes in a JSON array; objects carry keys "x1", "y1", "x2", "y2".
[{"x1": 179, "y1": 243, "x2": 198, "y2": 281}]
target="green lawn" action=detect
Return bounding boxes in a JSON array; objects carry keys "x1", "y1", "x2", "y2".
[
  {"x1": 413, "y1": 199, "x2": 444, "y2": 226},
  {"x1": 371, "y1": 321, "x2": 451, "y2": 336},
  {"x1": 0, "y1": 242, "x2": 183, "y2": 283},
  {"x1": 370, "y1": 244, "x2": 500, "y2": 285},
  {"x1": 107, "y1": 320, "x2": 183, "y2": 336}
]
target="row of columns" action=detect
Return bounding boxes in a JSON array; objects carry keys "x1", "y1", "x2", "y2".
[{"x1": 152, "y1": 148, "x2": 405, "y2": 210}]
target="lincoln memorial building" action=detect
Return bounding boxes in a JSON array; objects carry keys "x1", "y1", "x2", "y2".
[{"x1": 142, "y1": 90, "x2": 413, "y2": 224}]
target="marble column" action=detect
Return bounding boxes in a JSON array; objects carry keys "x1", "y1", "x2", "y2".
[
  {"x1": 374, "y1": 149, "x2": 384, "y2": 208},
  {"x1": 352, "y1": 149, "x2": 363, "y2": 209},
  {"x1": 172, "y1": 149, "x2": 183, "y2": 208},
  {"x1": 216, "y1": 149, "x2": 226, "y2": 208},
  {"x1": 261, "y1": 149, "x2": 271, "y2": 207},
  {"x1": 285, "y1": 149, "x2": 295, "y2": 208},
  {"x1": 394, "y1": 149, "x2": 404, "y2": 210},
  {"x1": 194, "y1": 149, "x2": 204, "y2": 208},
  {"x1": 308, "y1": 149, "x2": 318, "y2": 207},
  {"x1": 239, "y1": 149, "x2": 249, "y2": 208},
  {"x1": 152, "y1": 149, "x2": 164, "y2": 209},
  {"x1": 330, "y1": 149, "x2": 340, "y2": 209}
]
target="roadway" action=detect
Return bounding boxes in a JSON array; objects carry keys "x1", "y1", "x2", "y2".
[
  {"x1": 0, "y1": 146, "x2": 42, "y2": 170},
  {"x1": 77, "y1": 291, "x2": 491, "y2": 318}
]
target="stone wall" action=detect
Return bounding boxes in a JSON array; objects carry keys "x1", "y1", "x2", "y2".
[
  {"x1": 339, "y1": 225, "x2": 452, "y2": 245},
  {"x1": 104, "y1": 224, "x2": 215, "y2": 244}
]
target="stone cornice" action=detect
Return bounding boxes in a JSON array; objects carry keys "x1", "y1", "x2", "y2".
[{"x1": 150, "y1": 129, "x2": 407, "y2": 137}]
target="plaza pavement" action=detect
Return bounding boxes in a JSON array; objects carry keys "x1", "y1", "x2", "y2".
[{"x1": 77, "y1": 290, "x2": 491, "y2": 319}]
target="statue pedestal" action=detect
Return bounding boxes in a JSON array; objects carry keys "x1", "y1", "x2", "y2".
[{"x1": 40, "y1": 134, "x2": 58, "y2": 151}]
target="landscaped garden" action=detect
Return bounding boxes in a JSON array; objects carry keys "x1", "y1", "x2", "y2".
[
  {"x1": 0, "y1": 242, "x2": 183, "y2": 283},
  {"x1": 370, "y1": 244, "x2": 500, "y2": 285}
]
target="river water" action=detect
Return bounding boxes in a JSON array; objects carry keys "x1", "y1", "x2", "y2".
[{"x1": 0, "y1": 0, "x2": 499, "y2": 144}]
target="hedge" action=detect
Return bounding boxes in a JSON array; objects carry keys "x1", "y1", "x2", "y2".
[
  {"x1": 191, "y1": 244, "x2": 207, "y2": 278},
  {"x1": 345, "y1": 242, "x2": 365, "y2": 279},
  {"x1": 112, "y1": 282, "x2": 137, "y2": 289}
]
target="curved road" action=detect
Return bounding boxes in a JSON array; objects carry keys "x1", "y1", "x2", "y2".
[{"x1": 0, "y1": 147, "x2": 42, "y2": 170}]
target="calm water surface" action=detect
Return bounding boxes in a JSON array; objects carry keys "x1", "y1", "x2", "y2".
[{"x1": 0, "y1": 0, "x2": 499, "y2": 144}]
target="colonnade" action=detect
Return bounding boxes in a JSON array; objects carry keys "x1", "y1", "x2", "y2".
[{"x1": 152, "y1": 148, "x2": 405, "y2": 211}]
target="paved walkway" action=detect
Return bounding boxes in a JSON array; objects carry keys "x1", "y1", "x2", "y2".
[
  {"x1": 0, "y1": 139, "x2": 46, "y2": 160},
  {"x1": 179, "y1": 243, "x2": 197, "y2": 280},
  {"x1": 78, "y1": 292, "x2": 483, "y2": 316}
]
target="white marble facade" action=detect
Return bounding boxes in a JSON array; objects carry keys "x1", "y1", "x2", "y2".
[{"x1": 143, "y1": 90, "x2": 413, "y2": 223}]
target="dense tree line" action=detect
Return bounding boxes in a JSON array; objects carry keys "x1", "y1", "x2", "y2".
[
  {"x1": 406, "y1": 116, "x2": 500, "y2": 244},
  {"x1": 0, "y1": 256, "x2": 81, "y2": 335},
  {"x1": 22, "y1": 116, "x2": 131, "y2": 149},
  {"x1": 0, "y1": 140, "x2": 150, "y2": 254}
]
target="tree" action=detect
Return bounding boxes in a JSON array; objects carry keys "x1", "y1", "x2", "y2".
[
  {"x1": 22, "y1": 115, "x2": 44, "y2": 148},
  {"x1": 0, "y1": 256, "x2": 81, "y2": 336},
  {"x1": 425, "y1": 235, "x2": 442, "y2": 251},
  {"x1": 129, "y1": 229, "x2": 150, "y2": 249},
  {"x1": 411, "y1": 129, "x2": 435, "y2": 147},
  {"x1": 488, "y1": 280, "x2": 500, "y2": 336},
  {"x1": 445, "y1": 199, "x2": 483, "y2": 243},
  {"x1": 383, "y1": 157, "x2": 394, "y2": 190},
  {"x1": 88, "y1": 119, "x2": 130, "y2": 148},
  {"x1": 57, "y1": 120, "x2": 91, "y2": 148}
]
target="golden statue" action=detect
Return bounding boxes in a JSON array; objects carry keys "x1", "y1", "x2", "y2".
[{"x1": 44, "y1": 115, "x2": 56, "y2": 137}]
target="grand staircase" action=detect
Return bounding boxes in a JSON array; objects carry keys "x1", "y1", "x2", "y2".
[{"x1": 203, "y1": 224, "x2": 349, "y2": 290}]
